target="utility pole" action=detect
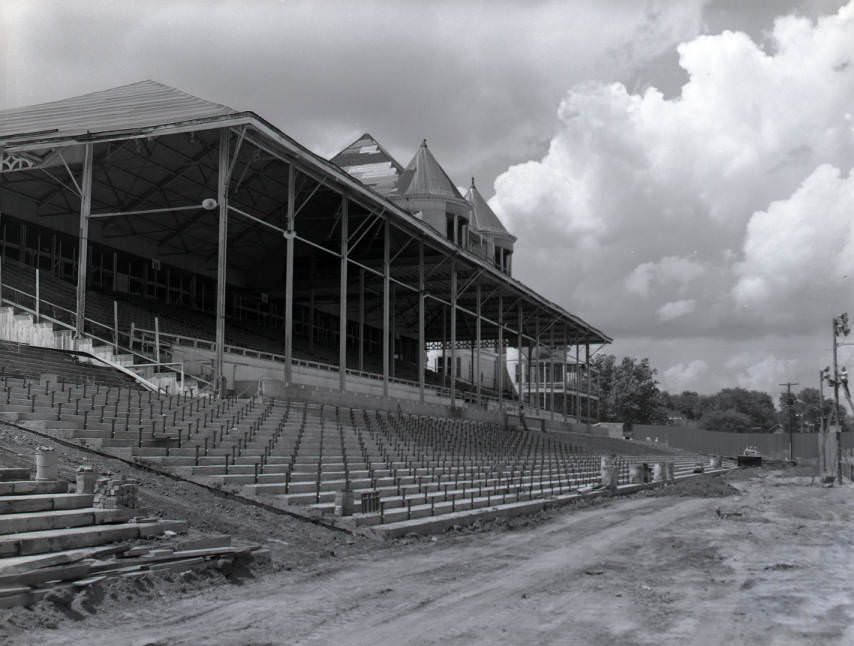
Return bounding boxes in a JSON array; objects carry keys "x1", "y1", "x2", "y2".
[
  {"x1": 779, "y1": 381, "x2": 799, "y2": 462},
  {"x1": 829, "y1": 313, "x2": 850, "y2": 484}
]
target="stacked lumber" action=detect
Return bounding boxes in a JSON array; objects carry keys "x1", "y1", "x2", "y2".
[{"x1": 0, "y1": 536, "x2": 271, "y2": 608}]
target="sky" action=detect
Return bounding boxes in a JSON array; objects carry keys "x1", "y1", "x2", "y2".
[{"x1": 1, "y1": 0, "x2": 853, "y2": 398}]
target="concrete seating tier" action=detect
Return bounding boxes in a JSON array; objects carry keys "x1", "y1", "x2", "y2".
[
  {"x1": 0, "y1": 340, "x2": 140, "y2": 390},
  {"x1": 0, "y1": 471, "x2": 187, "y2": 559},
  {"x1": 0, "y1": 354, "x2": 729, "y2": 527}
]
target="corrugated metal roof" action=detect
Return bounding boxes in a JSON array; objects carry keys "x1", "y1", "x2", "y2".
[
  {"x1": 329, "y1": 133, "x2": 404, "y2": 197},
  {"x1": 0, "y1": 80, "x2": 237, "y2": 141},
  {"x1": 465, "y1": 178, "x2": 515, "y2": 240},
  {"x1": 398, "y1": 139, "x2": 465, "y2": 201}
]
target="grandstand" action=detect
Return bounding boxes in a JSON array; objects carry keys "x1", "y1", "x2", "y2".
[{"x1": 0, "y1": 82, "x2": 729, "y2": 532}]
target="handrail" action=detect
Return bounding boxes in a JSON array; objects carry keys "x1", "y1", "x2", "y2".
[{"x1": 0, "y1": 282, "x2": 207, "y2": 393}]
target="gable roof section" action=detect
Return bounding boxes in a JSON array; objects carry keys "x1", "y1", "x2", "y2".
[
  {"x1": 398, "y1": 139, "x2": 465, "y2": 201},
  {"x1": 465, "y1": 179, "x2": 515, "y2": 240},
  {"x1": 0, "y1": 80, "x2": 237, "y2": 141},
  {"x1": 329, "y1": 133, "x2": 404, "y2": 197}
]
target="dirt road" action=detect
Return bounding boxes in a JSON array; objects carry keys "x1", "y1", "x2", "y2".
[{"x1": 10, "y1": 469, "x2": 854, "y2": 646}]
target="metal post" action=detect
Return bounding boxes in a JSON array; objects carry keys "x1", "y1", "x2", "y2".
[
  {"x1": 563, "y1": 324, "x2": 568, "y2": 422},
  {"x1": 497, "y1": 295, "x2": 503, "y2": 410},
  {"x1": 585, "y1": 343, "x2": 591, "y2": 421},
  {"x1": 358, "y1": 267, "x2": 365, "y2": 372},
  {"x1": 475, "y1": 283, "x2": 481, "y2": 405},
  {"x1": 517, "y1": 306, "x2": 523, "y2": 410},
  {"x1": 450, "y1": 260, "x2": 457, "y2": 407},
  {"x1": 155, "y1": 316, "x2": 160, "y2": 364},
  {"x1": 575, "y1": 343, "x2": 581, "y2": 422},
  {"x1": 534, "y1": 318, "x2": 540, "y2": 415},
  {"x1": 215, "y1": 129, "x2": 229, "y2": 393},
  {"x1": 75, "y1": 142, "x2": 94, "y2": 338},
  {"x1": 35, "y1": 269, "x2": 39, "y2": 321},
  {"x1": 418, "y1": 241, "x2": 425, "y2": 403},
  {"x1": 549, "y1": 322, "x2": 555, "y2": 420},
  {"x1": 113, "y1": 300, "x2": 119, "y2": 352},
  {"x1": 382, "y1": 219, "x2": 390, "y2": 397},
  {"x1": 833, "y1": 318, "x2": 842, "y2": 484},
  {"x1": 338, "y1": 197, "x2": 348, "y2": 392},
  {"x1": 284, "y1": 164, "x2": 295, "y2": 385}
]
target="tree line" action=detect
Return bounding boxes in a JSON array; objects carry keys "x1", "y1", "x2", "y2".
[{"x1": 591, "y1": 354, "x2": 848, "y2": 432}]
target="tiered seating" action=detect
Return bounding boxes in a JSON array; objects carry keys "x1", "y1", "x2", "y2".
[
  {"x1": 1, "y1": 260, "x2": 517, "y2": 402},
  {"x1": 0, "y1": 467, "x2": 186, "y2": 560},
  {"x1": 0, "y1": 340, "x2": 138, "y2": 390},
  {"x1": 0, "y1": 337, "x2": 729, "y2": 529}
]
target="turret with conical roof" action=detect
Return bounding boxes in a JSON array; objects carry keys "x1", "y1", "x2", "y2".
[
  {"x1": 465, "y1": 177, "x2": 516, "y2": 275},
  {"x1": 396, "y1": 139, "x2": 471, "y2": 247}
]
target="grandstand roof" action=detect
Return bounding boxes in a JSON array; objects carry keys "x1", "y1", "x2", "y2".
[
  {"x1": 0, "y1": 81, "x2": 237, "y2": 140},
  {"x1": 0, "y1": 81, "x2": 611, "y2": 346},
  {"x1": 465, "y1": 178, "x2": 515, "y2": 241}
]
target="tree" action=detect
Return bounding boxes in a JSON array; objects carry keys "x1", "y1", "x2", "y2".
[
  {"x1": 699, "y1": 388, "x2": 777, "y2": 431},
  {"x1": 593, "y1": 354, "x2": 667, "y2": 424},
  {"x1": 699, "y1": 408, "x2": 753, "y2": 433},
  {"x1": 667, "y1": 390, "x2": 702, "y2": 420}
]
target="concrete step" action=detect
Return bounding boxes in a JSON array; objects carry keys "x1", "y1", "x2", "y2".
[
  {"x1": 0, "y1": 519, "x2": 188, "y2": 557},
  {"x1": 0, "y1": 493, "x2": 94, "y2": 514},
  {"x1": 0, "y1": 507, "x2": 130, "y2": 534},
  {"x1": 0, "y1": 468, "x2": 30, "y2": 482},
  {"x1": 0, "y1": 480, "x2": 68, "y2": 496}
]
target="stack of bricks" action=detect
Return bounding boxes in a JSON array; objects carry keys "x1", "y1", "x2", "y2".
[{"x1": 93, "y1": 476, "x2": 139, "y2": 509}]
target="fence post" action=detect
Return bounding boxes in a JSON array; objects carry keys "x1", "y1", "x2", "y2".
[
  {"x1": 113, "y1": 300, "x2": 119, "y2": 353},
  {"x1": 35, "y1": 269, "x2": 40, "y2": 322}
]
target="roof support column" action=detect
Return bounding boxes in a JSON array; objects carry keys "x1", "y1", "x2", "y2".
[
  {"x1": 549, "y1": 323, "x2": 555, "y2": 421},
  {"x1": 497, "y1": 295, "x2": 504, "y2": 410},
  {"x1": 475, "y1": 284, "x2": 481, "y2": 406},
  {"x1": 585, "y1": 343, "x2": 591, "y2": 422},
  {"x1": 390, "y1": 285, "x2": 396, "y2": 379},
  {"x1": 418, "y1": 241, "x2": 425, "y2": 403},
  {"x1": 382, "y1": 219, "x2": 390, "y2": 398},
  {"x1": 534, "y1": 318, "x2": 540, "y2": 415},
  {"x1": 517, "y1": 306, "x2": 523, "y2": 411},
  {"x1": 338, "y1": 197, "x2": 348, "y2": 392},
  {"x1": 74, "y1": 142, "x2": 94, "y2": 339},
  {"x1": 215, "y1": 130, "x2": 229, "y2": 394},
  {"x1": 575, "y1": 343, "x2": 581, "y2": 423},
  {"x1": 526, "y1": 337, "x2": 532, "y2": 410},
  {"x1": 563, "y1": 324, "x2": 568, "y2": 422},
  {"x1": 283, "y1": 164, "x2": 295, "y2": 386},
  {"x1": 450, "y1": 259, "x2": 457, "y2": 408},
  {"x1": 358, "y1": 267, "x2": 365, "y2": 373}
]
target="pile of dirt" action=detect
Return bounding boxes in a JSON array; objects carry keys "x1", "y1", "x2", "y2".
[
  {"x1": 642, "y1": 474, "x2": 740, "y2": 498},
  {"x1": 1, "y1": 566, "x2": 232, "y2": 640}
]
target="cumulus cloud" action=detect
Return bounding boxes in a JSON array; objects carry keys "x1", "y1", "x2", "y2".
[
  {"x1": 733, "y1": 164, "x2": 854, "y2": 330},
  {"x1": 625, "y1": 255, "x2": 705, "y2": 297},
  {"x1": 661, "y1": 359, "x2": 709, "y2": 391},
  {"x1": 491, "y1": 2, "x2": 854, "y2": 391},
  {"x1": 726, "y1": 353, "x2": 800, "y2": 393},
  {"x1": 492, "y1": 2, "x2": 854, "y2": 338},
  {"x1": 657, "y1": 299, "x2": 697, "y2": 321}
]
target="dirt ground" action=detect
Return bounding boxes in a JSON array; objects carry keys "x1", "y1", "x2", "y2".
[{"x1": 5, "y1": 464, "x2": 854, "y2": 646}]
